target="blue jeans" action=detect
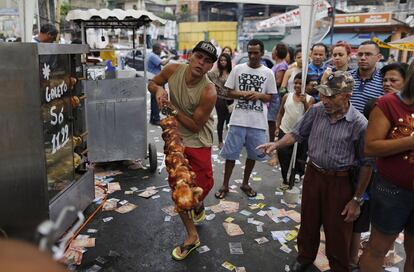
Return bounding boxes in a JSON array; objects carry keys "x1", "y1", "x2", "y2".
[{"x1": 150, "y1": 93, "x2": 160, "y2": 123}]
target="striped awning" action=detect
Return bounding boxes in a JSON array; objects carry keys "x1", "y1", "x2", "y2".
[{"x1": 66, "y1": 9, "x2": 166, "y2": 25}]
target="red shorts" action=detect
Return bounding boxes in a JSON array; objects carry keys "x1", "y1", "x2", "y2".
[{"x1": 168, "y1": 147, "x2": 214, "y2": 201}]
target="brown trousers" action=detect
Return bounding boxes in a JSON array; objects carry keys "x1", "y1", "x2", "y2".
[{"x1": 297, "y1": 163, "x2": 353, "y2": 272}]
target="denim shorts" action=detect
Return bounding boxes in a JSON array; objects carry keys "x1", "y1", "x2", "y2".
[
  {"x1": 220, "y1": 125, "x2": 269, "y2": 161},
  {"x1": 267, "y1": 94, "x2": 280, "y2": 122},
  {"x1": 370, "y1": 173, "x2": 414, "y2": 236}
]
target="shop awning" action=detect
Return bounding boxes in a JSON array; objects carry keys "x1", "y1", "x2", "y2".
[
  {"x1": 373, "y1": 35, "x2": 414, "y2": 51},
  {"x1": 66, "y1": 9, "x2": 166, "y2": 26},
  {"x1": 321, "y1": 33, "x2": 390, "y2": 46},
  {"x1": 389, "y1": 35, "x2": 414, "y2": 45}
]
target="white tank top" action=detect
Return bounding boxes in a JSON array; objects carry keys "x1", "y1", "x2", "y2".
[
  {"x1": 280, "y1": 92, "x2": 311, "y2": 133},
  {"x1": 287, "y1": 68, "x2": 300, "y2": 93}
]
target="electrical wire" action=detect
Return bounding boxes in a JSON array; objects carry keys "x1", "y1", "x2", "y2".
[{"x1": 63, "y1": 190, "x2": 108, "y2": 252}]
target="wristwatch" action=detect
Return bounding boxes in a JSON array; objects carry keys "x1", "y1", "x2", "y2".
[{"x1": 352, "y1": 196, "x2": 364, "y2": 206}]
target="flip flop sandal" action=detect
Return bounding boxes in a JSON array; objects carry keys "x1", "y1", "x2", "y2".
[
  {"x1": 214, "y1": 188, "x2": 229, "y2": 199},
  {"x1": 240, "y1": 186, "x2": 257, "y2": 197},
  {"x1": 191, "y1": 204, "x2": 206, "y2": 224},
  {"x1": 277, "y1": 184, "x2": 290, "y2": 191},
  {"x1": 171, "y1": 240, "x2": 201, "y2": 261}
]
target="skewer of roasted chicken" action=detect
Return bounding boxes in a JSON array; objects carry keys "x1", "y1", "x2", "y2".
[{"x1": 160, "y1": 114, "x2": 203, "y2": 211}]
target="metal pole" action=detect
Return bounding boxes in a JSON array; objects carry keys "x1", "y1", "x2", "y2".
[
  {"x1": 81, "y1": 22, "x2": 85, "y2": 44},
  {"x1": 237, "y1": 3, "x2": 244, "y2": 52},
  {"x1": 132, "y1": 27, "x2": 136, "y2": 71},
  {"x1": 36, "y1": 0, "x2": 41, "y2": 35},
  {"x1": 56, "y1": 0, "x2": 61, "y2": 41},
  {"x1": 143, "y1": 25, "x2": 147, "y2": 80},
  {"x1": 287, "y1": 143, "x2": 298, "y2": 189},
  {"x1": 329, "y1": 0, "x2": 336, "y2": 47}
]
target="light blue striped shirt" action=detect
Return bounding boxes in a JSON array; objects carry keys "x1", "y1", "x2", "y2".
[
  {"x1": 291, "y1": 103, "x2": 373, "y2": 170},
  {"x1": 350, "y1": 68, "x2": 383, "y2": 113}
]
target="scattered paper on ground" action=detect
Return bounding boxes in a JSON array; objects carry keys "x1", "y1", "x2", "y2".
[
  {"x1": 197, "y1": 245, "x2": 210, "y2": 254},
  {"x1": 286, "y1": 210, "x2": 301, "y2": 223},
  {"x1": 94, "y1": 186, "x2": 106, "y2": 200},
  {"x1": 70, "y1": 238, "x2": 96, "y2": 248},
  {"x1": 223, "y1": 222, "x2": 244, "y2": 236},
  {"x1": 138, "y1": 189, "x2": 158, "y2": 198},
  {"x1": 61, "y1": 247, "x2": 83, "y2": 265},
  {"x1": 206, "y1": 213, "x2": 216, "y2": 220},
  {"x1": 249, "y1": 203, "x2": 266, "y2": 210},
  {"x1": 115, "y1": 203, "x2": 137, "y2": 214},
  {"x1": 281, "y1": 199, "x2": 297, "y2": 208},
  {"x1": 280, "y1": 244, "x2": 292, "y2": 254},
  {"x1": 240, "y1": 210, "x2": 252, "y2": 216},
  {"x1": 107, "y1": 182, "x2": 121, "y2": 193},
  {"x1": 85, "y1": 264, "x2": 102, "y2": 272},
  {"x1": 222, "y1": 261, "x2": 236, "y2": 271},
  {"x1": 220, "y1": 200, "x2": 240, "y2": 214},
  {"x1": 102, "y1": 200, "x2": 117, "y2": 211},
  {"x1": 229, "y1": 242, "x2": 244, "y2": 255},
  {"x1": 161, "y1": 205, "x2": 178, "y2": 216},
  {"x1": 254, "y1": 237, "x2": 269, "y2": 244},
  {"x1": 119, "y1": 200, "x2": 128, "y2": 205},
  {"x1": 94, "y1": 171, "x2": 122, "y2": 179},
  {"x1": 285, "y1": 230, "x2": 298, "y2": 241}
]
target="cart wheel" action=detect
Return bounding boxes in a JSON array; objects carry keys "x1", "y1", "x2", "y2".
[{"x1": 148, "y1": 143, "x2": 157, "y2": 173}]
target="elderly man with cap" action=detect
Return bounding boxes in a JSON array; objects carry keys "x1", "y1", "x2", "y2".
[
  {"x1": 259, "y1": 71, "x2": 373, "y2": 272},
  {"x1": 148, "y1": 41, "x2": 217, "y2": 261}
]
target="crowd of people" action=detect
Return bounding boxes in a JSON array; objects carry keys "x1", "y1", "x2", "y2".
[{"x1": 148, "y1": 38, "x2": 413, "y2": 272}]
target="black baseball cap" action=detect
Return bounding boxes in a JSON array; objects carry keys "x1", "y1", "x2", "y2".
[{"x1": 193, "y1": 41, "x2": 218, "y2": 62}]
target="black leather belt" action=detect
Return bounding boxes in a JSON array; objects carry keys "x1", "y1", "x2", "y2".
[{"x1": 309, "y1": 161, "x2": 351, "y2": 177}]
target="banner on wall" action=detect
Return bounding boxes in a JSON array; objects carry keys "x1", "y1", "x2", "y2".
[{"x1": 256, "y1": 0, "x2": 329, "y2": 29}]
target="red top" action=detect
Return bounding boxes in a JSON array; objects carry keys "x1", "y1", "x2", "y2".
[{"x1": 376, "y1": 93, "x2": 414, "y2": 191}]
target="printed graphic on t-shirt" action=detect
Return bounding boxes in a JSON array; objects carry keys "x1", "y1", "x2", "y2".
[
  {"x1": 236, "y1": 73, "x2": 267, "y2": 112},
  {"x1": 390, "y1": 113, "x2": 414, "y2": 163}
]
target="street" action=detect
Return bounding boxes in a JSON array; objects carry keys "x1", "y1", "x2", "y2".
[{"x1": 70, "y1": 105, "x2": 404, "y2": 272}]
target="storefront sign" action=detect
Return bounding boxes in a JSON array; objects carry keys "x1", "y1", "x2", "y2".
[{"x1": 334, "y1": 12, "x2": 392, "y2": 27}]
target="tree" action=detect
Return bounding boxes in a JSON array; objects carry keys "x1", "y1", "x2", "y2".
[
  {"x1": 60, "y1": 1, "x2": 71, "y2": 16},
  {"x1": 107, "y1": 0, "x2": 119, "y2": 9},
  {"x1": 159, "y1": 12, "x2": 176, "y2": 21}
]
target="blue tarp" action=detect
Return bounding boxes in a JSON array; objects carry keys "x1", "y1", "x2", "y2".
[
  {"x1": 322, "y1": 33, "x2": 391, "y2": 46},
  {"x1": 0, "y1": 8, "x2": 18, "y2": 16}
]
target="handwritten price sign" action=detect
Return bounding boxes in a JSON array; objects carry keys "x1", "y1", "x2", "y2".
[{"x1": 41, "y1": 61, "x2": 72, "y2": 156}]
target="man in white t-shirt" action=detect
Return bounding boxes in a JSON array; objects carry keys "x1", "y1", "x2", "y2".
[{"x1": 215, "y1": 39, "x2": 277, "y2": 199}]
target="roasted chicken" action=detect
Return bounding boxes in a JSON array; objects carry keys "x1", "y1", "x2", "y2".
[{"x1": 160, "y1": 116, "x2": 203, "y2": 211}]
